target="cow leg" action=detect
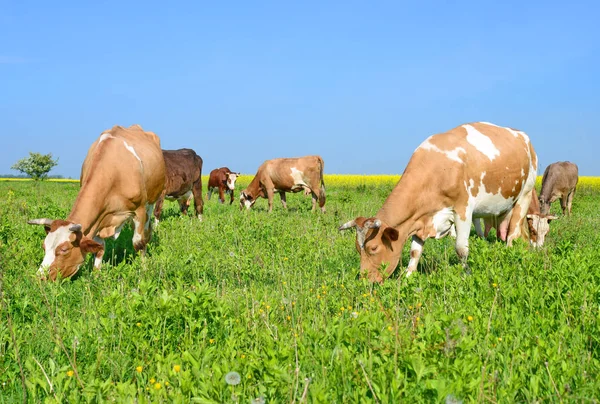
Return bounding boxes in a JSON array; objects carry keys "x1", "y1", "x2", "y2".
[
  {"x1": 266, "y1": 189, "x2": 275, "y2": 212},
  {"x1": 178, "y1": 196, "x2": 189, "y2": 216},
  {"x1": 280, "y1": 192, "x2": 287, "y2": 209},
  {"x1": 559, "y1": 196, "x2": 567, "y2": 216},
  {"x1": 567, "y1": 190, "x2": 575, "y2": 216},
  {"x1": 218, "y1": 187, "x2": 226, "y2": 204},
  {"x1": 230, "y1": 190, "x2": 235, "y2": 205},
  {"x1": 453, "y1": 210, "x2": 473, "y2": 265},
  {"x1": 406, "y1": 236, "x2": 424, "y2": 276},
  {"x1": 153, "y1": 191, "x2": 166, "y2": 226},
  {"x1": 192, "y1": 179, "x2": 204, "y2": 221},
  {"x1": 93, "y1": 236, "x2": 105, "y2": 270},
  {"x1": 506, "y1": 189, "x2": 533, "y2": 246},
  {"x1": 132, "y1": 204, "x2": 155, "y2": 254},
  {"x1": 207, "y1": 188, "x2": 213, "y2": 201},
  {"x1": 473, "y1": 218, "x2": 484, "y2": 238}
]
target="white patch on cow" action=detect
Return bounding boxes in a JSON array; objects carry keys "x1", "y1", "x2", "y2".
[
  {"x1": 290, "y1": 167, "x2": 308, "y2": 188},
  {"x1": 407, "y1": 238, "x2": 424, "y2": 276},
  {"x1": 244, "y1": 199, "x2": 253, "y2": 209},
  {"x1": 227, "y1": 173, "x2": 238, "y2": 190},
  {"x1": 466, "y1": 172, "x2": 516, "y2": 218},
  {"x1": 478, "y1": 122, "x2": 500, "y2": 127},
  {"x1": 114, "y1": 222, "x2": 125, "y2": 240},
  {"x1": 145, "y1": 204, "x2": 155, "y2": 232},
  {"x1": 99, "y1": 133, "x2": 115, "y2": 143},
  {"x1": 93, "y1": 237, "x2": 105, "y2": 269},
  {"x1": 432, "y1": 208, "x2": 455, "y2": 239},
  {"x1": 39, "y1": 225, "x2": 72, "y2": 274},
  {"x1": 132, "y1": 217, "x2": 142, "y2": 246},
  {"x1": 123, "y1": 141, "x2": 142, "y2": 162},
  {"x1": 463, "y1": 125, "x2": 500, "y2": 161},
  {"x1": 418, "y1": 139, "x2": 465, "y2": 164},
  {"x1": 528, "y1": 215, "x2": 551, "y2": 248}
]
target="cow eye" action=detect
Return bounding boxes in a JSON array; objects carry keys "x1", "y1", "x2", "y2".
[{"x1": 369, "y1": 245, "x2": 379, "y2": 253}]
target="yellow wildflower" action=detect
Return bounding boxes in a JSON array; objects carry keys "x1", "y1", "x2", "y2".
[
  {"x1": 154, "y1": 382, "x2": 161, "y2": 390},
  {"x1": 136, "y1": 322, "x2": 141, "y2": 327},
  {"x1": 150, "y1": 378, "x2": 156, "y2": 384},
  {"x1": 209, "y1": 338, "x2": 215, "y2": 344},
  {"x1": 67, "y1": 370, "x2": 74, "y2": 377},
  {"x1": 136, "y1": 366, "x2": 143, "y2": 373},
  {"x1": 173, "y1": 365, "x2": 181, "y2": 373},
  {"x1": 467, "y1": 316, "x2": 474, "y2": 322}
]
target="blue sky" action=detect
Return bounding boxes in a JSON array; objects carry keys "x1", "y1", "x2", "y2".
[{"x1": 1, "y1": 0, "x2": 598, "y2": 177}]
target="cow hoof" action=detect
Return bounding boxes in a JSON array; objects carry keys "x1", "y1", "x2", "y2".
[{"x1": 197, "y1": 214, "x2": 203, "y2": 222}]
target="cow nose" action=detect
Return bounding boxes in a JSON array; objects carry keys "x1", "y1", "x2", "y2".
[{"x1": 38, "y1": 264, "x2": 49, "y2": 275}]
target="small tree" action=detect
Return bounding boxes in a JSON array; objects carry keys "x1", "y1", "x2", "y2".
[{"x1": 11, "y1": 152, "x2": 59, "y2": 181}]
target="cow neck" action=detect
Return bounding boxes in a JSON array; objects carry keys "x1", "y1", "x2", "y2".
[
  {"x1": 66, "y1": 176, "x2": 111, "y2": 237},
  {"x1": 376, "y1": 174, "x2": 424, "y2": 244}
]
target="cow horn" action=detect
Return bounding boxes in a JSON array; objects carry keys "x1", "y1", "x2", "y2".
[
  {"x1": 28, "y1": 218, "x2": 53, "y2": 226},
  {"x1": 69, "y1": 224, "x2": 83, "y2": 232},
  {"x1": 338, "y1": 220, "x2": 356, "y2": 231}
]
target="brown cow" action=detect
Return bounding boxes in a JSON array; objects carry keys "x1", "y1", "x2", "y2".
[
  {"x1": 154, "y1": 148, "x2": 204, "y2": 223},
  {"x1": 475, "y1": 188, "x2": 557, "y2": 247},
  {"x1": 28, "y1": 124, "x2": 165, "y2": 280},
  {"x1": 539, "y1": 161, "x2": 579, "y2": 216},
  {"x1": 339, "y1": 122, "x2": 537, "y2": 282},
  {"x1": 240, "y1": 155, "x2": 326, "y2": 213},
  {"x1": 207, "y1": 167, "x2": 240, "y2": 204}
]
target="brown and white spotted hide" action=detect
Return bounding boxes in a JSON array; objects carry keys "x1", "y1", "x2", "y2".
[
  {"x1": 28, "y1": 124, "x2": 165, "y2": 280},
  {"x1": 154, "y1": 148, "x2": 204, "y2": 222},
  {"x1": 539, "y1": 161, "x2": 579, "y2": 216},
  {"x1": 207, "y1": 167, "x2": 240, "y2": 204},
  {"x1": 339, "y1": 122, "x2": 538, "y2": 283},
  {"x1": 240, "y1": 155, "x2": 326, "y2": 213}
]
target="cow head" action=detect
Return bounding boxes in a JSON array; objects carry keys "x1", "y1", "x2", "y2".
[
  {"x1": 538, "y1": 195, "x2": 551, "y2": 216},
  {"x1": 28, "y1": 219, "x2": 104, "y2": 280},
  {"x1": 226, "y1": 172, "x2": 240, "y2": 190},
  {"x1": 338, "y1": 217, "x2": 400, "y2": 283},
  {"x1": 239, "y1": 191, "x2": 256, "y2": 210},
  {"x1": 526, "y1": 213, "x2": 558, "y2": 248}
]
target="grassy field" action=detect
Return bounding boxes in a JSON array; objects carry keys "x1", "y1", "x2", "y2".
[{"x1": 1, "y1": 177, "x2": 599, "y2": 402}]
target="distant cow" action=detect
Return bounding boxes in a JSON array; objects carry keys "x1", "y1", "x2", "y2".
[
  {"x1": 475, "y1": 188, "x2": 557, "y2": 248},
  {"x1": 154, "y1": 148, "x2": 204, "y2": 222},
  {"x1": 207, "y1": 167, "x2": 240, "y2": 204},
  {"x1": 28, "y1": 124, "x2": 165, "y2": 280},
  {"x1": 240, "y1": 155, "x2": 326, "y2": 213},
  {"x1": 539, "y1": 161, "x2": 579, "y2": 216},
  {"x1": 339, "y1": 122, "x2": 537, "y2": 282}
]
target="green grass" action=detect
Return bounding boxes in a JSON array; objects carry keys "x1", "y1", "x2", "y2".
[{"x1": 1, "y1": 180, "x2": 599, "y2": 403}]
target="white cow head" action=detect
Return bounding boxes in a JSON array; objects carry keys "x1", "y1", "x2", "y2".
[
  {"x1": 226, "y1": 172, "x2": 240, "y2": 190},
  {"x1": 239, "y1": 191, "x2": 256, "y2": 210},
  {"x1": 28, "y1": 219, "x2": 103, "y2": 280},
  {"x1": 526, "y1": 213, "x2": 558, "y2": 248}
]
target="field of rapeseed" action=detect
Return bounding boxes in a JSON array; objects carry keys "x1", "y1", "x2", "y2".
[{"x1": 0, "y1": 177, "x2": 599, "y2": 402}]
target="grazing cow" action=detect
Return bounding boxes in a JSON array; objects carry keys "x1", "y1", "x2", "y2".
[
  {"x1": 475, "y1": 188, "x2": 557, "y2": 247},
  {"x1": 207, "y1": 167, "x2": 240, "y2": 204},
  {"x1": 28, "y1": 124, "x2": 165, "y2": 280},
  {"x1": 339, "y1": 122, "x2": 537, "y2": 283},
  {"x1": 240, "y1": 155, "x2": 326, "y2": 213},
  {"x1": 539, "y1": 161, "x2": 579, "y2": 216},
  {"x1": 154, "y1": 148, "x2": 204, "y2": 222}
]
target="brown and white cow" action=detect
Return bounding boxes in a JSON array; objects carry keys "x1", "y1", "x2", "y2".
[
  {"x1": 28, "y1": 124, "x2": 165, "y2": 280},
  {"x1": 240, "y1": 155, "x2": 326, "y2": 213},
  {"x1": 207, "y1": 167, "x2": 240, "y2": 204},
  {"x1": 475, "y1": 188, "x2": 557, "y2": 248},
  {"x1": 339, "y1": 122, "x2": 537, "y2": 282},
  {"x1": 539, "y1": 161, "x2": 579, "y2": 216},
  {"x1": 154, "y1": 148, "x2": 204, "y2": 223}
]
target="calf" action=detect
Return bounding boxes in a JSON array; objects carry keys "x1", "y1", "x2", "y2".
[
  {"x1": 475, "y1": 188, "x2": 557, "y2": 247},
  {"x1": 339, "y1": 122, "x2": 537, "y2": 282},
  {"x1": 207, "y1": 167, "x2": 240, "y2": 204},
  {"x1": 154, "y1": 148, "x2": 204, "y2": 222},
  {"x1": 240, "y1": 155, "x2": 326, "y2": 213},
  {"x1": 539, "y1": 161, "x2": 579, "y2": 216},
  {"x1": 28, "y1": 124, "x2": 165, "y2": 280}
]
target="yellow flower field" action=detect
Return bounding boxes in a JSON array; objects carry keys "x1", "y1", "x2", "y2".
[{"x1": 2, "y1": 175, "x2": 599, "y2": 188}]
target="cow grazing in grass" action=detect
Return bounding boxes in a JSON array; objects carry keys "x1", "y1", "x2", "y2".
[
  {"x1": 539, "y1": 161, "x2": 579, "y2": 216},
  {"x1": 339, "y1": 122, "x2": 538, "y2": 283},
  {"x1": 475, "y1": 188, "x2": 557, "y2": 248},
  {"x1": 240, "y1": 155, "x2": 326, "y2": 213},
  {"x1": 28, "y1": 124, "x2": 165, "y2": 280},
  {"x1": 154, "y1": 148, "x2": 204, "y2": 223},
  {"x1": 207, "y1": 167, "x2": 240, "y2": 204}
]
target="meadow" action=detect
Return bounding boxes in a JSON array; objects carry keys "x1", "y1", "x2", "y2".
[{"x1": 0, "y1": 176, "x2": 599, "y2": 403}]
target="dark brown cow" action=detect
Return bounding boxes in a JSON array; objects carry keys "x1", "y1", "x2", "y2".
[
  {"x1": 154, "y1": 148, "x2": 204, "y2": 222},
  {"x1": 207, "y1": 167, "x2": 240, "y2": 204},
  {"x1": 28, "y1": 124, "x2": 165, "y2": 280},
  {"x1": 240, "y1": 155, "x2": 326, "y2": 213},
  {"x1": 339, "y1": 122, "x2": 537, "y2": 283},
  {"x1": 539, "y1": 161, "x2": 579, "y2": 216}
]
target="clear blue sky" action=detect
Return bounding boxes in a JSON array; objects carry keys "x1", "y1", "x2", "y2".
[{"x1": 1, "y1": 0, "x2": 598, "y2": 177}]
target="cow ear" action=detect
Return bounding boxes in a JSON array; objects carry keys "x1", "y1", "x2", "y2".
[
  {"x1": 80, "y1": 238, "x2": 104, "y2": 254},
  {"x1": 382, "y1": 227, "x2": 399, "y2": 242}
]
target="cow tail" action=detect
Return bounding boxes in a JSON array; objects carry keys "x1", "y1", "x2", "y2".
[{"x1": 318, "y1": 157, "x2": 326, "y2": 208}]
